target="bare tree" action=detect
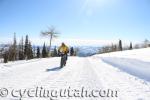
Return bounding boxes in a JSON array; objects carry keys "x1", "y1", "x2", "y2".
[{"x1": 41, "y1": 26, "x2": 59, "y2": 56}]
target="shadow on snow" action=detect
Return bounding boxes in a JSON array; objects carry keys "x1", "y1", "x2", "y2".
[
  {"x1": 46, "y1": 67, "x2": 61, "y2": 72},
  {"x1": 101, "y1": 57, "x2": 150, "y2": 82}
]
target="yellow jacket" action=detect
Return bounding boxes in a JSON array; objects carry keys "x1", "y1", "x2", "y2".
[{"x1": 58, "y1": 45, "x2": 69, "y2": 54}]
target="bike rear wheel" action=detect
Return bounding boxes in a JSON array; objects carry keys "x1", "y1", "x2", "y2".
[{"x1": 60, "y1": 55, "x2": 66, "y2": 68}]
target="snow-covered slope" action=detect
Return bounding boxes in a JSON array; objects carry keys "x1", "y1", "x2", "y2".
[
  {"x1": 95, "y1": 48, "x2": 150, "y2": 82},
  {"x1": 0, "y1": 48, "x2": 150, "y2": 100}
]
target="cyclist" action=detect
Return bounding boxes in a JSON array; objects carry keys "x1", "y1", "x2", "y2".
[{"x1": 58, "y1": 42, "x2": 69, "y2": 67}]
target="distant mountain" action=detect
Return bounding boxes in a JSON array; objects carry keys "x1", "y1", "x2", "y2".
[
  {"x1": 76, "y1": 46, "x2": 100, "y2": 57},
  {"x1": 0, "y1": 43, "x2": 101, "y2": 57}
]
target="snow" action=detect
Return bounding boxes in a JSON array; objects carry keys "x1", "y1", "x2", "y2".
[
  {"x1": 95, "y1": 48, "x2": 150, "y2": 82},
  {"x1": 0, "y1": 48, "x2": 150, "y2": 100},
  {"x1": 101, "y1": 57, "x2": 150, "y2": 82},
  {"x1": 96, "y1": 47, "x2": 150, "y2": 62}
]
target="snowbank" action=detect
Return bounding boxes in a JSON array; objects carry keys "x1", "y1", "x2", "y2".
[{"x1": 95, "y1": 47, "x2": 150, "y2": 82}]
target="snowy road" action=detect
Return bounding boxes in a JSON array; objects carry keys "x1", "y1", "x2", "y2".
[{"x1": 0, "y1": 55, "x2": 150, "y2": 100}]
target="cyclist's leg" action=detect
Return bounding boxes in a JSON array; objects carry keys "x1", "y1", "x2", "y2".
[
  {"x1": 66, "y1": 54, "x2": 68, "y2": 60},
  {"x1": 64, "y1": 54, "x2": 67, "y2": 66},
  {"x1": 60, "y1": 56, "x2": 63, "y2": 68}
]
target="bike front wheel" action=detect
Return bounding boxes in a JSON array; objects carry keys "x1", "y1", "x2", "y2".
[{"x1": 60, "y1": 55, "x2": 66, "y2": 68}]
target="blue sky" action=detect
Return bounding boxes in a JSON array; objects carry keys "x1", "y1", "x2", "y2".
[{"x1": 0, "y1": 0, "x2": 150, "y2": 45}]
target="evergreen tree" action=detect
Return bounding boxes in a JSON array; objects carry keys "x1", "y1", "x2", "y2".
[
  {"x1": 42, "y1": 43, "x2": 47, "y2": 58},
  {"x1": 8, "y1": 33, "x2": 17, "y2": 61},
  {"x1": 53, "y1": 46, "x2": 58, "y2": 57},
  {"x1": 32, "y1": 45, "x2": 36, "y2": 58},
  {"x1": 74, "y1": 48, "x2": 79, "y2": 56},
  {"x1": 119, "y1": 39, "x2": 122, "y2": 51},
  {"x1": 129, "y1": 42, "x2": 133, "y2": 50},
  {"x1": 114, "y1": 44, "x2": 117, "y2": 51},
  {"x1": 70, "y1": 47, "x2": 74, "y2": 56},
  {"x1": 19, "y1": 37, "x2": 24, "y2": 60},
  {"x1": 143, "y1": 39, "x2": 149, "y2": 48},
  {"x1": 24, "y1": 35, "x2": 33, "y2": 60},
  {"x1": 28, "y1": 42, "x2": 33, "y2": 59},
  {"x1": 24, "y1": 35, "x2": 29, "y2": 59},
  {"x1": 3, "y1": 51, "x2": 8, "y2": 63},
  {"x1": 37, "y1": 46, "x2": 40, "y2": 58},
  {"x1": 111, "y1": 44, "x2": 114, "y2": 52},
  {"x1": 13, "y1": 32, "x2": 17, "y2": 60}
]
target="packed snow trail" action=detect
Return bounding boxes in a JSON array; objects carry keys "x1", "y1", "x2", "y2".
[{"x1": 0, "y1": 56, "x2": 150, "y2": 99}]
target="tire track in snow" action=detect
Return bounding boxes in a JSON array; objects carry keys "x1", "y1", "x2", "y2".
[{"x1": 32, "y1": 57, "x2": 106, "y2": 100}]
